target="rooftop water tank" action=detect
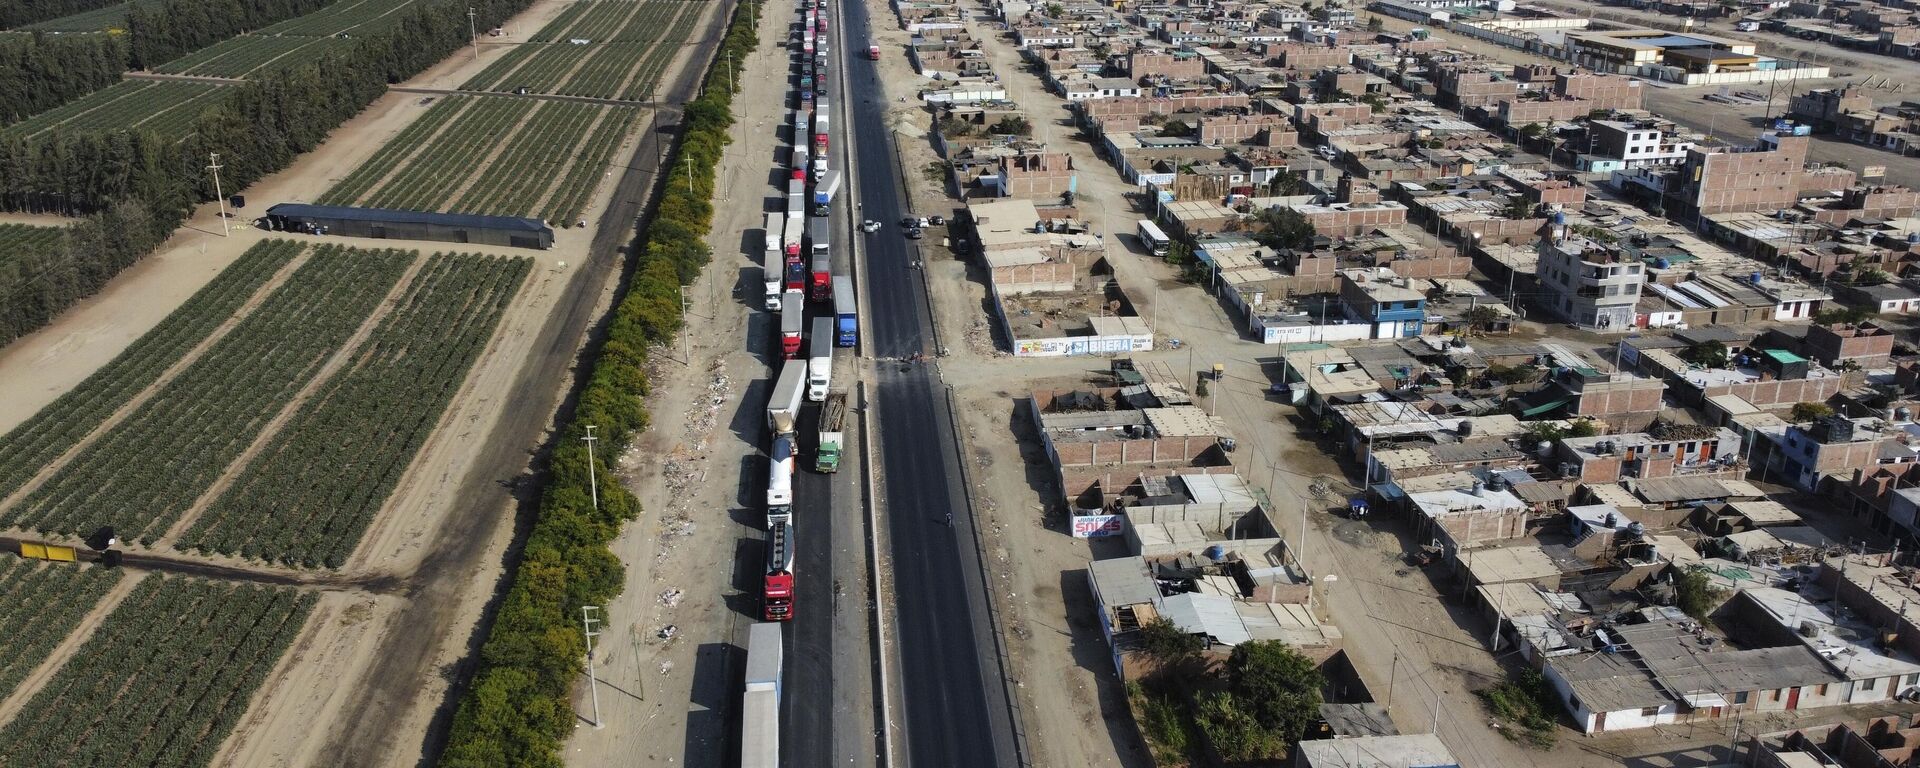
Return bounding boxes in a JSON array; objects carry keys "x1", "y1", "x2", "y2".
[
  {"x1": 1655, "y1": 257, "x2": 1671, "y2": 269},
  {"x1": 1552, "y1": 211, "x2": 1567, "y2": 226},
  {"x1": 1750, "y1": 271, "x2": 1764, "y2": 285},
  {"x1": 1203, "y1": 545, "x2": 1227, "y2": 561}
]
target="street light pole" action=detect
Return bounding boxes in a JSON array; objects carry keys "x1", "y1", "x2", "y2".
[
  {"x1": 582, "y1": 425, "x2": 600, "y2": 511},
  {"x1": 582, "y1": 605, "x2": 603, "y2": 728},
  {"x1": 468, "y1": 6, "x2": 479, "y2": 61},
  {"x1": 206, "y1": 153, "x2": 229, "y2": 237}
]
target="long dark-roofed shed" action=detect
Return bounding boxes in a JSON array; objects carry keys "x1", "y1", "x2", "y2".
[{"x1": 263, "y1": 204, "x2": 553, "y2": 250}]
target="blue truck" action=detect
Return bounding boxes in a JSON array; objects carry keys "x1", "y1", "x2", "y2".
[{"x1": 832, "y1": 280, "x2": 856, "y2": 347}]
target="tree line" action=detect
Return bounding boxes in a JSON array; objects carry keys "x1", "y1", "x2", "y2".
[
  {"x1": 0, "y1": 202, "x2": 168, "y2": 347},
  {"x1": 436, "y1": 1, "x2": 760, "y2": 764},
  {"x1": 0, "y1": 33, "x2": 126, "y2": 123},
  {"x1": 0, "y1": 0, "x2": 119, "y2": 29},
  {"x1": 0, "y1": 0, "x2": 538, "y2": 344}
]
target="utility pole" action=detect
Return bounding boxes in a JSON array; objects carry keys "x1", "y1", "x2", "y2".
[
  {"x1": 468, "y1": 6, "x2": 479, "y2": 61},
  {"x1": 582, "y1": 425, "x2": 600, "y2": 511},
  {"x1": 678, "y1": 286, "x2": 692, "y2": 364},
  {"x1": 581, "y1": 605, "x2": 603, "y2": 728},
  {"x1": 206, "y1": 153, "x2": 229, "y2": 237}
]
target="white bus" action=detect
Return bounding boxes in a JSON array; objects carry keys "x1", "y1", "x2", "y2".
[{"x1": 1136, "y1": 219, "x2": 1170, "y2": 257}]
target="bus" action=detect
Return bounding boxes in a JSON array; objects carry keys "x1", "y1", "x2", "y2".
[{"x1": 1136, "y1": 219, "x2": 1170, "y2": 257}]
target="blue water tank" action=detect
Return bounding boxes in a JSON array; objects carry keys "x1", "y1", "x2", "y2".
[
  {"x1": 1750, "y1": 271, "x2": 1764, "y2": 285},
  {"x1": 1655, "y1": 257, "x2": 1671, "y2": 269},
  {"x1": 1551, "y1": 211, "x2": 1567, "y2": 225},
  {"x1": 1908, "y1": 232, "x2": 1918, "y2": 244},
  {"x1": 1203, "y1": 545, "x2": 1227, "y2": 561}
]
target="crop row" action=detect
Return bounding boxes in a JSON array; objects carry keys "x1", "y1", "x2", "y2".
[
  {"x1": 181, "y1": 254, "x2": 532, "y2": 568},
  {"x1": 1, "y1": 80, "x2": 227, "y2": 139},
  {"x1": 356, "y1": 96, "x2": 535, "y2": 213},
  {"x1": 548, "y1": 0, "x2": 643, "y2": 42},
  {"x1": 0, "y1": 560, "x2": 121, "y2": 699},
  {"x1": 314, "y1": 96, "x2": 476, "y2": 207},
  {"x1": 541, "y1": 102, "x2": 633, "y2": 224},
  {"x1": 2, "y1": 245, "x2": 413, "y2": 544},
  {"x1": 449, "y1": 100, "x2": 609, "y2": 216},
  {"x1": 155, "y1": 34, "x2": 351, "y2": 79},
  {"x1": 0, "y1": 240, "x2": 301, "y2": 502},
  {"x1": 620, "y1": 12, "x2": 689, "y2": 101},
  {"x1": 0, "y1": 575, "x2": 315, "y2": 768},
  {"x1": 464, "y1": 0, "x2": 697, "y2": 97},
  {"x1": 258, "y1": 0, "x2": 415, "y2": 36}
]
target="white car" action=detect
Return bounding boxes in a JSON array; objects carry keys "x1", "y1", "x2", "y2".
[{"x1": 862, "y1": 220, "x2": 881, "y2": 232}]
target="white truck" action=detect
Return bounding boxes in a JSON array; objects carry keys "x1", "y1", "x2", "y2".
[
  {"x1": 763, "y1": 212, "x2": 783, "y2": 253},
  {"x1": 807, "y1": 316, "x2": 833, "y2": 401},
  {"x1": 761, "y1": 250, "x2": 783, "y2": 311},
  {"x1": 785, "y1": 179, "x2": 807, "y2": 219},
  {"x1": 767, "y1": 434, "x2": 795, "y2": 521},
  {"x1": 768, "y1": 359, "x2": 806, "y2": 434},
  {"x1": 741, "y1": 623, "x2": 783, "y2": 765},
  {"x1": 782, "y1": 217, "x2": 804, "y2": 260}
]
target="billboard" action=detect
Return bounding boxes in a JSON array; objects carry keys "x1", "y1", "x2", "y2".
[{"x1": 1071, "y1": 513, "x2": 1126, "y2": 538}]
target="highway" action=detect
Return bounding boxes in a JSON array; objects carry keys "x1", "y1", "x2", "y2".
[{"x1": 834, "y1": 0, "x2": 1023, "y2": 762}]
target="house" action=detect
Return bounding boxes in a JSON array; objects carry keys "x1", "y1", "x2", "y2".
[
  {"x1": 1535, "y1": 235, "x2": 1646, "y2": 332},
  {"x1": 1337, "y1": 268, "x2": 1427, "y2": 338}
]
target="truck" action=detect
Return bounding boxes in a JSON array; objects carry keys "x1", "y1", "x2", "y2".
[
  {"x1": 767, "y1": 358, "x2": 805, "y2": 434},
  {"x1": 813, "y1": 110, "x2": 830, "y2": 152},
  {"x1": 782, "y1": 217, "x2": 804, "y2": 260},
  {"x1": 762, "y1": 522, "x2": 794, "y2": 622},
  {"x1": 868, "y1": 44, "x2": 880, "y2": 60},
  {"x1": 811, "y1": 170, "x2": 840, "y2": 217},
  {"x1": 780, "y1": 293, "x2": 804, "y2": 358},
  {"x1": 741, "y1": 622, "x2": 783, "y2": 764},
  {"x1": 785, "y1": 178, "x2": 807, "y2": 220},
  {"x1": 801, "y1": 75, "x2": 813, "y2": 91},
  {"x1": 815, "y1": 390, "x2": 846, "y2": 473},
  {"x1": 783, "y1": 260, "x2": 806, "y2": 294},
  {"x1": 763, "y1": 212, "x2": 782, "y2": 253},
  {"x1": 833, "y1": 280, "x2": 856, "y2": 347},
  {"x1": 807, "y1": 316, "x2": 833, "y2": 401},
  {"x1": 811, "y1": 151, "x2": 826, "y2": 176},
  {"x1": 808, "y1": 217, "x2": 831, "y2": 259},
  {"x1": 762, "y1": 250, "x2": 783, "y2": 310},
  {"x1": 767, "y1": 433, "x2": 794, "y2": 522}
]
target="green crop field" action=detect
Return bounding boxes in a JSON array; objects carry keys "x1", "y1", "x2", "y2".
[
  {"x1": 181, "y1": 254, "x2": 530, "y2": 568},
  {"x1": 460, "y1": 0, "x2": 702, "y2": 101},
  {"x1": 2, "y1": 244, "x2": 413, "y2": 544},
  {"x1": 154, "y1": 34, "x2": 354, "y2": 78},
  {"x1": 257, "y1": 0, "x2": 415, "y2": 35},
  {"x1": 0, "y1": 561, "x2": 121, "y2": 700},
  {"x1": 0, "y1": 240, "x2": 299, "y2": 503},
  {"x1": 0, "y1": 575, "x2": 315, "y2": 767},
  {"x1": 0, "y1": 79, "x2": 229, "y2": 138},
  {"x1": 317, "y1": 94, "x2": 638, "y2": 224}
]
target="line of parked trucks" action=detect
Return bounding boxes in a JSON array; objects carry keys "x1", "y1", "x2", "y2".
[{"x1": 743, "y1": 0, "x2": 863, "y2": 763}]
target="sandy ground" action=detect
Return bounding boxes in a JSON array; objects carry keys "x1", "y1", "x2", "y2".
[
  {"x1": 0, "y1": 0, "x2": 736, "y2": 764},
  {"x1": 561, "y1": 2, "x2": 821, "y2": 764}
]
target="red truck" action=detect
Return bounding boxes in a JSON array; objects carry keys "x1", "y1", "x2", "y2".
[
  {"x1": 779, "y1": 293, "x2": 803, "y2": 357},
  {"x1": 868, "y1": 45, "x2": 880, "y2": 60},
  {"x1": 763, "y1": 521, "x2": 794, "y2": 621}
]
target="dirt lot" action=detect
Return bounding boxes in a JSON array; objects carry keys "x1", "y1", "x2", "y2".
[{"x1": 0, "y1": 0, "x2": 729, "y2": 764}]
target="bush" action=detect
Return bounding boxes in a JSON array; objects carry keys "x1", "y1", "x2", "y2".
[
  {"x1": 1676, "y1": 566, "x2": 1727, "y2": 621},
  {"x1": 1476, "y1": 669, "x2": 1558, "y2": 749},
  {"x1": 1789, "y1": 401, "x2": 1835, "y2": 422},
  {"x1": 1196, "y1": 691, "x2": 1285, "y2": 762},
  {"x1": 1226, "y1": 640, "x2": 1324, "y2": 742}
]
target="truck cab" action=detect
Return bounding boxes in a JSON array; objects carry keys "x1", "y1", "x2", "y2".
[{"x1": 763, "y1": 522, "x2": 794, "y2": 621}]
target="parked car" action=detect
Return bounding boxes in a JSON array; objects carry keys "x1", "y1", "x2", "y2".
[
  {"x1": 927, "y1": 214, "x2": 946, "y2": 226},
  {"x1": 905, "y1": 227, "x2": 923, "y2": 240}
]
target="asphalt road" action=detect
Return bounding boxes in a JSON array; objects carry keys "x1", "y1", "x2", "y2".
[{"x1": 835, "y1": 0, "x2": 1020, "y2": 762}]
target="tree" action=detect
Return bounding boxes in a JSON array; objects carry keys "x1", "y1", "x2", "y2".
[
  {"x1": 1464, "y1": 304, "x2": 1502, "y2": 332},
  {"x1": 1522, "y1": 422, "x2": 1567, "y2": 443},
  {"x1": 1504, "y1": 194, "x2": 1536, "y2": 220},
  {"x1": 1165, "y1": 239, "x2": 1192, "y2": 265},
  {"x1": 1196, "y1": 691, "x2": 1285, "y2": 762},
  {"x1": 1518, "y1": 122, "x2": 1547, "y2": 140},
  {"x1": 1160, "y1": 119, "x2": 1194, "y2": 137},
  {"x1": 1044, "y1": 2, "x2": 1063, "y2": 16},
  {"x1": 1266, "y1": 170, "x2": 1306, "y2": 196},
  {"x1": 1359, "y1": 92, "x2": 1387, "y2": 113},
  {"x1": 1675, "y1": 567, "x2": 1727, "y2": 620},
  {"x1": 1367, "y1": 14, "x2": 1384, "y2": 31},
  {"x1": 1814, "y1": 306, "x2": 1875, "y2": 324},
  {"x1": 1253, "y1": 207, "x2": 1315, "y2": 251},
  {"x1": 1680, "y1": 340, "x2": 1729, "y2": 369},
  {"x1": 1790, "y1": 401, "x2": 1836, "y2": 422},
  {"x1": 1226, "y1": 640, "x2": 1325, "y2": 742},
  {"x1": 938, "y1": 116, "x2": 976, "y2": 137},
  {"x1": 988, "y1": 115, "x2": 1031, "y2": 136},
  {"x1": 1567, "y1": 419, "x2": 1601, "y2": 438},
  {"x1": 1138, "y1": 617, "x2": 1205, "y2": 663}
]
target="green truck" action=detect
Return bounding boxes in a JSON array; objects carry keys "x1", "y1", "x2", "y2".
[{"x1": 814, "y1": 390, "x2": 846, "y2": 473}]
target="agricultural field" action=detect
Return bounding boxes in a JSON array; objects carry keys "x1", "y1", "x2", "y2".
[
  {"x1": 0, "y1": 240, "x2": 300, "y2": 502},
  {"x1": 317, "y1": 94, "x2": 638, "y2": 225},
  {"x1": 2, "y1": 244, "x2": 414, "y2": 545},
  {"x1": 155, "y1": 0, "x2": 416, "y2": 78},
  {"x1": 460, "y1": 0, "x2": 702, "y2": 101},
  {"x1": 0, "y1": 575, "x2": 315, "y2": 767},
  {"x1": 0, "y1": 79, "x2": 229, "y2": 139},
  {"x1": 181, "y1": 253, "x2": 532, "y2": 568},
  {"x1": 0, "y1": 560, "x2": 121, "y2": 699},
  {"x1": 154, "y1": 34, "x2": 354, "y2": 79},
  {"x1": 19, "y1": 1, "x2": 147, "y2": 31}
]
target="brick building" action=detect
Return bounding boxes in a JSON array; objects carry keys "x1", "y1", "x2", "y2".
[{"x1": 1555, "y1": 426, "x2": 1741, "y2": 484}]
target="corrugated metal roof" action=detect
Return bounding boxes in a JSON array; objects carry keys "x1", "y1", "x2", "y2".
[{"x1": 265, "y1": 203, "x2": 551, "y2": 233}]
